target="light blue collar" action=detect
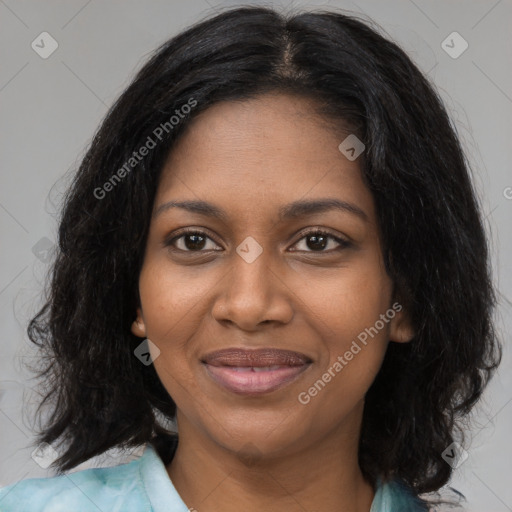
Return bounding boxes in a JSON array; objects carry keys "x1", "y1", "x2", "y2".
[{"x1": 140, "y1": 444, "x2": 425, "y2": 511}]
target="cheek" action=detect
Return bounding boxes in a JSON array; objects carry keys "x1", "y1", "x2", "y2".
[
  {"x1": 299, "y1": 265, "x2": 392, "y2": 401},
  {"x1": 138, "y1": 259, "x2": 217, "y2": 344},
  {"x1": 137, "y1": 264, "x2": 204, "y2": 386},
  {"x1": 304, "y1": 260, "x2": 392, "y2": 347}
]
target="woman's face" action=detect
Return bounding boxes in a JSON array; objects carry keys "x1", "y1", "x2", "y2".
[{"x1": 132, "y1": 93, "x2": 413, "y2": 461}]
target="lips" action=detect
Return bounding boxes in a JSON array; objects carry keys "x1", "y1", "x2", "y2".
[
  {"x1": 202, "y1": 348, "x2": 312, "y2": 367},
  {"x1": 201, "y1": 348, "x2": 312, "y2": 395}
]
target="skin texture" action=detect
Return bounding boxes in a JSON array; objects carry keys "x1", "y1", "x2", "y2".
[{"x1": 131, "y1": 93, "x2": 414, "y2": 512}]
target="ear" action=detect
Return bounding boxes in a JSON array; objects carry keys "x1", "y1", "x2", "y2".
[
  {"x1": 388, "y1": 302, "x2": 415, "y2": 343},
  {"x1": 131, "y1": 307, "x2": 146, "y2": 338}
]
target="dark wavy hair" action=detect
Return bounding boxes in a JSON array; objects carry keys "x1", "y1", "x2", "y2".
[{"x1": 26, "y1": 4, "x2": 500, "y2": 503}]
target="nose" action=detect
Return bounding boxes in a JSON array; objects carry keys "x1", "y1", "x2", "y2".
[{"x1": 211, "y1": 250, "x2": 294, "y2": 331}]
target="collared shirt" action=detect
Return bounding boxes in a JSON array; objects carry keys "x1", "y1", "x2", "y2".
[{"x1": 0, "y1": 444, "x2": 428, "y2": 511}]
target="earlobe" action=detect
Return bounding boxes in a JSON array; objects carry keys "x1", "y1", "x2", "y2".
[
  {"x1": 389, "y1": 309, "x2": 415, "y2": 343},
  {"x1": 131, "y1": 307, "x2": 146, "y2": 338}
]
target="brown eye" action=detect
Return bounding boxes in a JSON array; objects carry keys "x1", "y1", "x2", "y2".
[
  {"x1": 166, "y1": 230, "x2": 221, "y2": 252},
  {"x1": 291, "y1": 230, "x2": 350, "y2": 253}
]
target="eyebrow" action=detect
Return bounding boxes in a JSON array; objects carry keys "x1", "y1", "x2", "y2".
[{"x1": 153, "y1": 198, "x2": 368, "y2": 222}]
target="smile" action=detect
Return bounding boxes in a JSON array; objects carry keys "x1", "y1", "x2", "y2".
[{"x1": 203, "y1": 363, "x2": 311, "y2": 395}]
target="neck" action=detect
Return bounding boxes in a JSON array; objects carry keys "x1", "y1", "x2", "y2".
[{"x1": 166, "y1": 406, "x2": 375, "y2": 512}]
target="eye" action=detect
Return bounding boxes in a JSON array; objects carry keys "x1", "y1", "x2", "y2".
[
  {"x1": 165, "y1": 229, "x2": 221, "y2": 252},
  {"x1": 164, "y1": 228, "x2": 350, "y2": 254},
  {"x1": 291, "y1": 229, "x2": 350, "y2": 253}
]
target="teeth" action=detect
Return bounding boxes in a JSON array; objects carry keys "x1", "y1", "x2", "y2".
[
  {"x1": 230, "y1": 365, "x2": 282, "y2": 372},
  {"x1": 252, "y1": 365, "x2": 281, "y2": 372}
]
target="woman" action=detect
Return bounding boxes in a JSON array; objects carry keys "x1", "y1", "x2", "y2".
[{"x1": 0, "y1": 5, "x2": 500, "y2": 511}]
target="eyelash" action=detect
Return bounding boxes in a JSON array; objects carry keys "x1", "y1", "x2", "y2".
[{"x1": 164, "y1": 228, "x2": 351, "y2": 254}]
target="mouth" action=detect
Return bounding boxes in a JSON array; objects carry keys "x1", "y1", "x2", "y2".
[{"x1": 201, "y1": 348, "x2": 313, "y2": 395}]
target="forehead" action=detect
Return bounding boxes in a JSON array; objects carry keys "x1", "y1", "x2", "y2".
[{"x1": 154, "y1": 93, "x2": 375, "y2": 225}]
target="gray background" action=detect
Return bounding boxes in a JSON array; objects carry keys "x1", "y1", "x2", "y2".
[{"x1": 1, "y1": 0, "x2": 511, "y2": 510}]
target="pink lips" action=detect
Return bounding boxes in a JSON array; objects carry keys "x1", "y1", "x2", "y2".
[{"x1": 202, "y1": 348, "x2": 312, "y2": 395}]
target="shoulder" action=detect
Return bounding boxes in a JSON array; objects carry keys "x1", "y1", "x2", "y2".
[
  {"x1": 372, "y1": 477, "x2": 430, "y2": 512},
  {"x1": 379, "y1": 479, "x2": 467, "y2": 511},
  {"x1": 0, "y1": 450, "x2": 151, "y2": 512}
]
